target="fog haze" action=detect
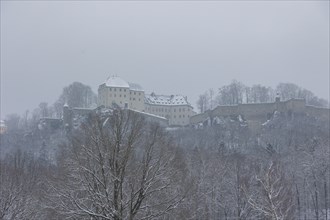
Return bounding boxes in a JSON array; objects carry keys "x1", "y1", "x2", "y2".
[{"x1": 1, "y1": 1, "x2": 329, "y2": 117}]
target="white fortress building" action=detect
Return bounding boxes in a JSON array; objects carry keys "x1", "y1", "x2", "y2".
[
  {"x1": 98, "y1": 76, "x2": 194, "y2": 126},
  {"x1": 98, "y1": 76, "x2": 145, "y2": 111}
]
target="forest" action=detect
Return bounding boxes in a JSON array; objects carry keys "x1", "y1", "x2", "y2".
[{"x1": 1, "y1": 81, "x2": 329, "y2": 220}]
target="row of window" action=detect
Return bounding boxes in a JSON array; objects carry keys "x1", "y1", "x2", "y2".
[
  {"x1": 109, "y1": 94, "x2": 126, "y2": 98},
  {"x1": 107, "y1": 97, "x2": 141, "y2": 102},
  {"x1": 107, "y1": 94, "x2": 141, "y2": 102},
  {"x1": 173, "y1": 115, "x2": 186, "y2": 118},
  {"x1": 109, "y1": 88, "x2": 127, "y2": 92},
  {"x1": 170, "y1": 120, "x2": 188, "y2": 125},
  {"x1": 147, "y1": 107, "x2": 190, "y2": 113},
  {"x1": 108, "y1": 88, "x2": 142, "y2": 96},
  {"x1": 156, "y1": 114, "x2": 187, "y2": 119},
  {"x1": 130, "y1": 98, "x2": 141, "y2": 101}
]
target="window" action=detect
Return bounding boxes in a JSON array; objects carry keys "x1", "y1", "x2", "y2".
[
  {"x1": 139, "y1": 98, "x2": 140, "y2": 101},
  {"x1": 134, "y1": 92, "x2": 136, "y2": 95},
  {"x1": 110, "y1": 88, "x2": 112, "y2": 91},
  {"x1": 120, "y1": 94, "x2": 122, "y2": 97},
  {"x1": 124, "y1": 95, "x2": 126, "y2": 97},
  {"x1": 114, "y1": 88, "x2": 116, "y2": 91},
  {"x1": 120, "y1": 88, "x2": 122, "y2": 92},
  {"x1": 114, "y1": 94, "x2": 116, "y2": 97}
]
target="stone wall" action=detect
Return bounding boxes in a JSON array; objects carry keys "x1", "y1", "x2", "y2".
[
  {"x1": 190, "y1": 98, "x2": 329, "y2": 128},
  {"x1": 128, "y1": 109, "x2": 169, "y2": 127},
  {"x1": 190, "y1": 111, "x2": 210, "y2": 125},
  {"x1": 238, "y1": 102, "x2": 275, "y2": 122},
  {"x1": 305, "y1": 105, "x2": 330, "y2": 120},
  {"x1": 212, "y1": 105, "x2": 238, "y2": 117}
]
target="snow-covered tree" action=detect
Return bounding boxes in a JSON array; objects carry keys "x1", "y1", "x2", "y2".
[{"x1": 49, "y1": 110, "x2": 183, "y2": 219}]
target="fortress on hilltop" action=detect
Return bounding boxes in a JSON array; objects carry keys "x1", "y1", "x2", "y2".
[
  {"x1": 190, "y1": 95, "x2": 330, "y2": 130},
  {"x1": 97, "y1": 76, "x2": 194, "y2": 126},
  {"x1": 98, "y1": 76, "x2": 329, "y2": 129},
  {"x1": 49, "y1": 76, "x2": 330, "y2": 131}
]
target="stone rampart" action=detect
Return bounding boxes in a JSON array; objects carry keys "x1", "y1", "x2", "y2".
[
  {"x1": 190, "y1": 98, "x2": 329, "y2": 127},
  {"x1": 211, "y1": 105, "x2": 238, "y2": 117},
  {"x1": 190, "y1": 111, "x2": 210, "y2": 125},
  {"x1": 305, "y1": 106, "x2": 330, "y2": 120},
  {"x1": 238, "y1": 102, "x2": 275, "y2": 121},
  {"x1": 284, "y1": 99, "x2": 305, "y2": 113}
]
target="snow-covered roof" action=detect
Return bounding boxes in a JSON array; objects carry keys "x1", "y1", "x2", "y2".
[
  {"x1": 104, "y1": 76, "x2": 130, "y2": 88},
  {"x1": 145, "y1": 93, "x2": 190, "y2": 106},
  {"x1": 102, "y1": 76, "x2": 144, "y2": 91},
  {"x1": 128, "y1": 82, "x2": 144, "y2": 91}
]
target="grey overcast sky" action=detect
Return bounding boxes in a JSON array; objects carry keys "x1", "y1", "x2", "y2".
[{"x1": 1, "y1": 1, "x2": 329, "y2": 118}]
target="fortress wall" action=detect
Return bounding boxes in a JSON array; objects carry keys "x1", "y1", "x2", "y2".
[
  {"x1": 211, "y1": 105, "x2": 238, "y2": 117},
  {"x1": 190, "y1": 112, "x2": 209, "y2": 125},
  {"x1": 238, "y1": 103, "x2": 275, "y2": 121},
  {"x1": 128, "y1": 110, "x2": 169, "y2": 127},
  {"x1": 305, "y1": 106, "x2": 330, "y2": 120},
  {"x1": 189, "y1": 99, "x2": 329, "y2": 128},
  {"x1": 275, "y1": 102, "x2": 287, "y2": 112},
  {"x1": 284, "y1": 99, "x2": 305, "y2": 113}
]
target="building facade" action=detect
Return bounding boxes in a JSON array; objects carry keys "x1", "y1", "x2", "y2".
[
  {"x1": 98, "y1": 76, "x2": 194, "y2": 126},
  {"x1": 144, "y1": 93, "x2": 194, "y2": 126},
  {"x1": 98, "y1": 76, "x2": 145, "y2": 112}
]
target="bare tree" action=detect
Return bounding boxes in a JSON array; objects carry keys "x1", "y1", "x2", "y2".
[
  {"x1": 4, "y1": 114, "x2": 21, "y2": 132},
  {"x1": 55, "y1": 81, "x2": 97, "y2": 110},
  {"x1": 217, "y1": 80, "x2": 245, "y2": 105},
  {"x1": 246, "y1": 161, "x2": 295, "y2": 220},
  {"x1": 0, "y1": 150, "x2": 41, "y2": 220},
  {"x1": 49, "y1": 110, "x2": 182, "y2": 219},
  {"x1": 276, "y1": 82, "x2": 328, "y2": 107},
  {"x1": 197, "y1": 92, "x2": 209, "y2": 113},
  {"x1": 247, "y1": 85, "x2": 273, "y2": 103}
]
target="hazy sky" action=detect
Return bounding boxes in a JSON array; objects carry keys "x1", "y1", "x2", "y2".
[{"x1": 1, "y1": 1, "x2": 329, "y2": 118}]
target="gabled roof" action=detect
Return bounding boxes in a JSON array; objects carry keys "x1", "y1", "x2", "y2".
[
  {"x1": 145, "y1": 93, "x2": 190, "y2": 106},
  {"x1": 102, "y1": 76, "x2": 144, "y2": 91},
  {"x1": 104, "y1": 76, "x2": 129, "y2": 88}
]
